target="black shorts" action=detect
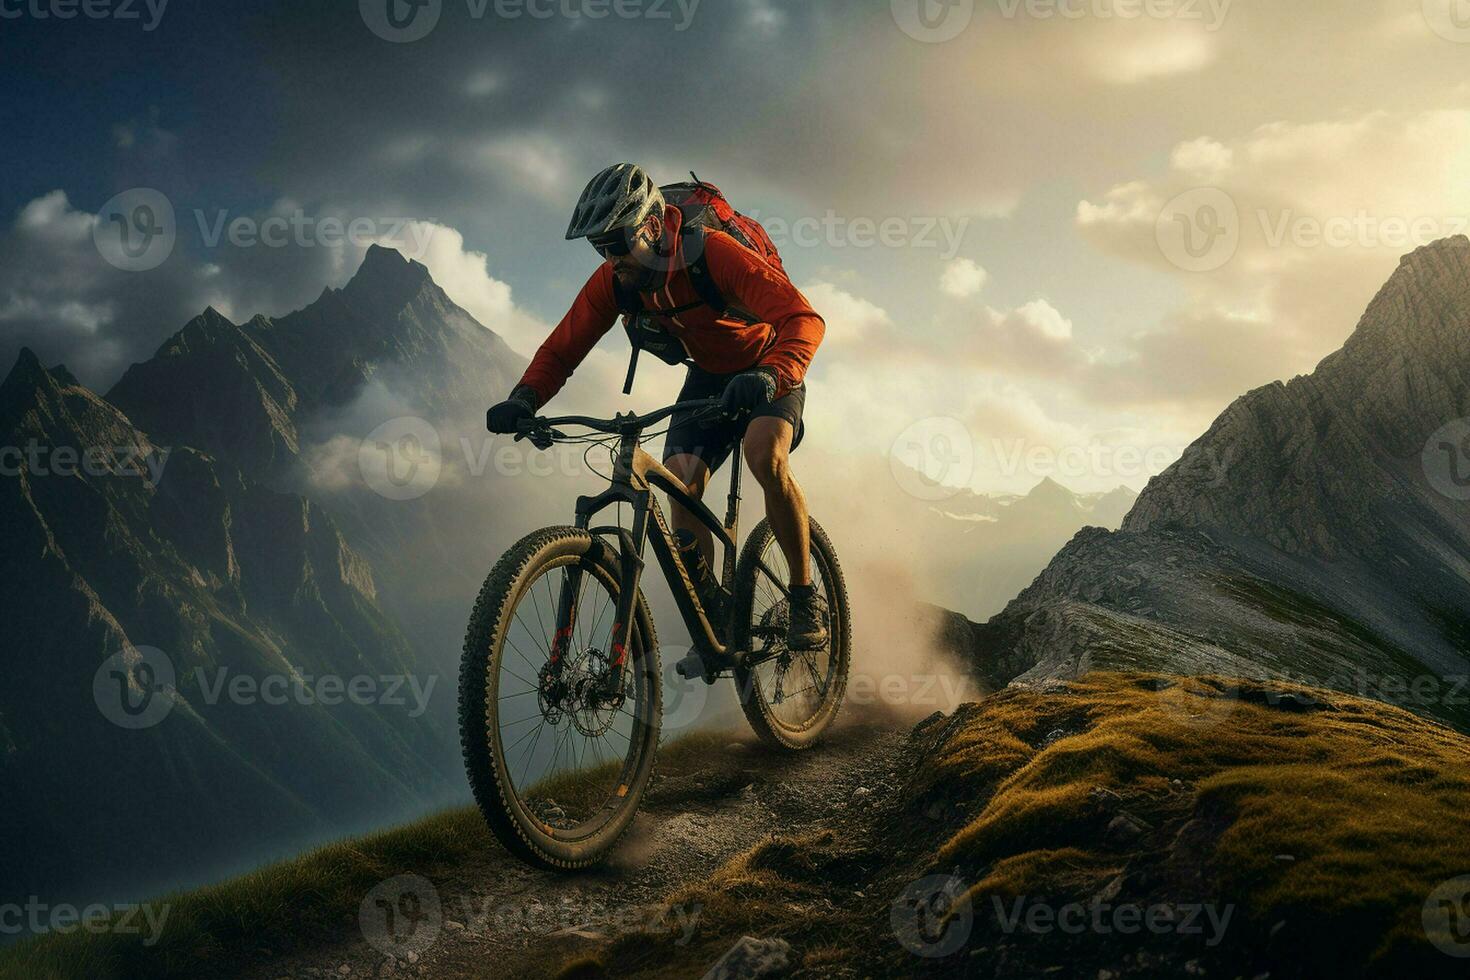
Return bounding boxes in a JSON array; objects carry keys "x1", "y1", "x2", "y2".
[{"x1": 661, "y1": 365, "x2": 806, "y2": 472}]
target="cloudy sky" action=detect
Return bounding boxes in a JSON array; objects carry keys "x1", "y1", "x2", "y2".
[{"x1": 5, "y1": 0, "x2": 1470, "y2": 493}]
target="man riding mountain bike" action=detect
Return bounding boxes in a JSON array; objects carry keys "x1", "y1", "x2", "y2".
[{"x1": 487, "y1": 162, "x2": 830, "y2": 652}]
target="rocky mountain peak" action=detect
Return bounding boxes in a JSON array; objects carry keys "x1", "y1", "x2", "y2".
[
  {"x1": 976, "y1": 239, "x2": 1470, "y2": 732},
  {"x1": 1028, "y1": 476, "x2": 1071, "y2": 498},
  {"x1": 158, "y1": 306, "x2": 244, "y2": 359},
  {"x1": 1123, "y1": 234, "x2": 1470, "y2": 554},
  {"x1": 1316, "y1": 235, "x2": 1470, "y2": 390},
  {"x1": 1388, "y1": 233, "x2": 1470, "y2": 281},
  {"x1": 2, "y1": 346, "x2": 46, "y2": 389},
  {"x1": 0, "y1": 347, "x2": 70, "y2": 422},
  {"x1": 342, "y1": 244, "x2": 435, "y2": 313},
  {"x1": 1012, "y1": 477, "x2": 1085, "y2": 515}
]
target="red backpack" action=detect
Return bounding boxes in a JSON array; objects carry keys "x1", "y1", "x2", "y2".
[
  {"x1": 662, "y1": 175, "x2": 786, "y2": 277},
  {"x1": 615, "y1": 174, "x2": 788, "y2": 392}
]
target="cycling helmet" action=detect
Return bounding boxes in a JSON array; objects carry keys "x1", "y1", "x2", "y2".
[{"x1": 565, "y1": 163, "x2": 665, "y2": 241}]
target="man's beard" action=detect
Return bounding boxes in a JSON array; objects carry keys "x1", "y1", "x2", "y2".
[{"x1": 616, "y1": 264, "x2": 660, "y2": 291}]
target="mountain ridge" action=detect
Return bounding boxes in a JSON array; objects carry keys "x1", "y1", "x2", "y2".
[
  {"x1": 966, "y1": 236, "x2": 1470, "y2": 731},
  {"x1": 106, "y1": 244, "x2": 524, "y2": 479},
  {"x1": 0, "y1": 246, "x2": 526, "y2": 916}
]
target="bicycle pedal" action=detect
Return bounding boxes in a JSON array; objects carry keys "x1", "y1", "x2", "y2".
[{"x1": 673, "y1": 650, "x2": 707, "y2": 680}]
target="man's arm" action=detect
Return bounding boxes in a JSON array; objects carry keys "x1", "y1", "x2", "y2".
[
  {"x1": 515, "y1": 263, "x2": 622, "y2": 407},
  {"x1": 702, "y1": 232, "x2": 825, "y2": 398}
]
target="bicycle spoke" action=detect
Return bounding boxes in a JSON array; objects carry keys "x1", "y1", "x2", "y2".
[
  {"x1": 477, "y1": 544, "x2": 662, "y2": 848},
  {"x1": 540, "y1": 575, "x2": 560, "y2": 653},
  {"x1": 518, "y1": 718, "x2": 550, "y2": 789},
  {"x1": 527, "y1": 577, "x2": 554, "y2": 658},
  {"x1": 504, "y1": 633, "x2": 544, "y2": 676},
  {"x1": 586, "y1": 587, "x2": 612, "y2": 650},
  {"x1": 497, "y1": 659, "x2": 537, "y2": 691},
  {"x1": 573, "y1": 566, "x2": 590, "y2": 653}
]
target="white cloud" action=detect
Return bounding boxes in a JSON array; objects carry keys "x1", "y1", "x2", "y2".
[
  {"x1": 368, "y1": 221, "x2": 549, "y2": 359},
  {"x1": 799, "y1": 280, "x2": 894, "y2": 356},
  {"x1": 1085, "y1": 26, "x2": 1218, "y2": 85},
  {"x1": 464, "y1": 71, "x2": 502, "y2": 98},
  {"x1": 17, "y1": 191, "x2": 95, "y2": 242},
  {"x1": 940, "y1": 258, "x2": 989, "y2": 299},
  {"x1": 471, "y1": 135, "x2": 570, "y2": 204},
  {"x1": 1171, "y1": 138, "x2": 1234, "y2": 181},
  {"x1": 999, "y1": 300, "x2": 1072, "y2": 342},
  {"x1": 1064, "y1": 107, "x2": 1470, "y2": 424}
]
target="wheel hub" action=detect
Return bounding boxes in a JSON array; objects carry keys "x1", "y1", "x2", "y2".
[{"x1": 539, "y1": 647, "x2": 625, "y2": 737}]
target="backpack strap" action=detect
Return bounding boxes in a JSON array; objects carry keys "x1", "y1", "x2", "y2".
[
  {"x1": 683, "y1": 227, "x2": 760, "y2": 324},
  {"x1": 611, "y1": 277, "x2": 641, "y2": 316},
  {"x1": 683, "y1": 227, "x2": 728, "y2": 314},
  {"x1": 613, "y1": 226, "x2": 759, "y2": 394}
]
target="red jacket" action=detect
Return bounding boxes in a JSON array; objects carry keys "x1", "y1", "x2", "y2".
[{"x1": 518, "y1": 205, "x2": 825, "y2": 405}]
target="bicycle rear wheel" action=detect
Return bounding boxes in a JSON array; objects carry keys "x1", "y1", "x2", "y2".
[
  {"x1": 732, "y1": 516, "x2": 850, "y2": 750},
  {"x1": 459, "y1": 526, "x2": 660, "y2": 869}
]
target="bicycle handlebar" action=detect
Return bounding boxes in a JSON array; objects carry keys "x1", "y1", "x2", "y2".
[{"x1": 514, "y1": 397, "x2": 730, "y2": 446}]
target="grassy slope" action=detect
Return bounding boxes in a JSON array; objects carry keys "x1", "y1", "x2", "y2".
[
  {"x1": 928, "y1": 673, "x2": 1470, "y2": 973},
  {"x1": 12, "y1": 676, "x2": 1470, "y2": 978},
  {"x1": 580, "y1": 672, "x2": 1470, "y2": 978},
  {"x1": 0, "y1": 732, "x2": 736, "y2": 980}
]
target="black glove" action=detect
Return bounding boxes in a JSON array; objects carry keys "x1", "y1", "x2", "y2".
[
  {"x1": 487, "y1": 386, "x2": 540, "y2": 434},
  {"x1": 720, "y1": 368, "x2": 778, "y2": 416}
]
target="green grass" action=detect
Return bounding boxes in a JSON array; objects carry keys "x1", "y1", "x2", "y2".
[
  {"x1": 932, "y1": 673, "x2": 1470, "y2": 973},
  {"x1": 0, "y1": 730, "x2": 738, "y2": 980},
  {"x1": 574, "y1": 672, "x2": 1470, "y2": 978},
  {"x1": 0, "y1": 807, "x2": 491, "y2": 980}
]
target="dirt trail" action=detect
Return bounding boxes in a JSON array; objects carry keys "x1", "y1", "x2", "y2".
[{"x1": 244, "y1": 721, "x2": 911, "y2": 980}]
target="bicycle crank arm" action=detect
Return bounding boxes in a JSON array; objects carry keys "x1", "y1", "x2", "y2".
[{"x1": 734, "y1": 645, "x2": 783, "y2": 672}]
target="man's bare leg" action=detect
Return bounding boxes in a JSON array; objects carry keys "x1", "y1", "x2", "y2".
[
  {"x1": 741, "y1": 417, "x2": 810, "y2": 588},
  {"x1": 663, "y1": 452, "x2": 715, "y2": 564}
]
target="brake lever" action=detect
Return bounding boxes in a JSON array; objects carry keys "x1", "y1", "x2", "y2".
[
  {"x1": 696, "y1": 404, "x2": 743, "y2": 429},
  {"x1": 514, "y1": 427, "x2": 557, "y2": 451}
]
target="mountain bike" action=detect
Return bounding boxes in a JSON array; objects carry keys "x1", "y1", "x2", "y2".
[{"x1": 459, "y1": 398, "x2": 850, "y2": 869}]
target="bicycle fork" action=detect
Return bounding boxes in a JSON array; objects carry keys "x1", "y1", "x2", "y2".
[{"x1": 545, "y1": 525, "x2": 644, "y2": 704}]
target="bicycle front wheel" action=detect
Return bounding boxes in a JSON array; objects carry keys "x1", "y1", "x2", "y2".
[
  {"x1": 732, "y1": 516, "x2": 850, "y2": 750},
  {"x1": 459, "y1": 526, "x2": 660, "y2": 869}
]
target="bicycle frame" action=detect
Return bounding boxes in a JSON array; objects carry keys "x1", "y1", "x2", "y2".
[{"x1": 534, "y1": 402, "x2": 792, "y2": 693}]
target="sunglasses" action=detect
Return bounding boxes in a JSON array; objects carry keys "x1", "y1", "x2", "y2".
[{"x1": 590, "y1": 229, "x2": 639, "y2": 259}]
